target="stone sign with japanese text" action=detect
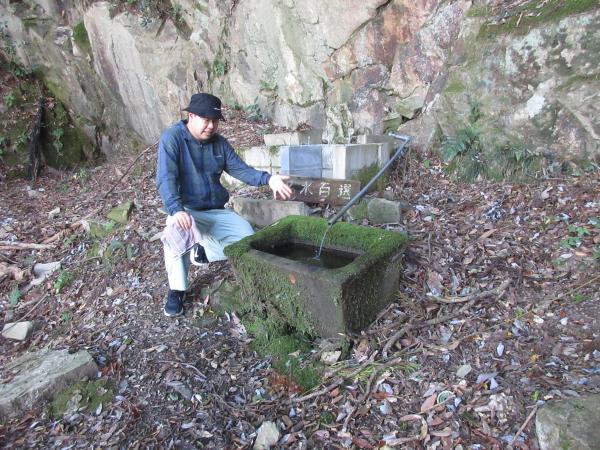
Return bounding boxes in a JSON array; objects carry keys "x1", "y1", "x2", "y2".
[{"x1": 288, "y1": 177, "x2": 360, "y2": 206}]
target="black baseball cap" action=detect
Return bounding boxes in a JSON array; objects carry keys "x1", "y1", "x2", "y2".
[{"x1": 183, "y1": 93, "x2": 225, "y2": 120}]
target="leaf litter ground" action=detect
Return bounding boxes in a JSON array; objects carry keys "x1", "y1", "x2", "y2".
[{"x1": 0, "y1": 111, "x2": 599, "y2": 449}]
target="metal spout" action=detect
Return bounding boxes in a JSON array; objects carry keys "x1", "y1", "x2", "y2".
[{"x1": 327, "y1": 133, "x2": 411, "y2": 226}]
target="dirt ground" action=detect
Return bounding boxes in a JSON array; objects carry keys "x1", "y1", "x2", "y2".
[{"x1": 1, "y1": 105, "x2": 599, "y2": 449}]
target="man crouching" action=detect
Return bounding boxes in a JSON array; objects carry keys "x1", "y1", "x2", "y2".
[{"x1": 156, "y1": 92, "x2": 292, "y2": 317}]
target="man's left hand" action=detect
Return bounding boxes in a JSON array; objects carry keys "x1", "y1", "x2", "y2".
[{"x1": 268, "y1": 175, "x2": 293, "y2": 200}]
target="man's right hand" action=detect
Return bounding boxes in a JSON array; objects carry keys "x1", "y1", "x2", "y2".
[{"x1": 173, "y1": 211, "x2": 193, "y2": 230}]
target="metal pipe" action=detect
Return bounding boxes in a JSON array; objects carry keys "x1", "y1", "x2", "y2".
[{"x1": 327, "y1": 133, "x2": 411, "y2": 226}]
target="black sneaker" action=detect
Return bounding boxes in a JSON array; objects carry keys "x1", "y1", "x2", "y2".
[
  {"x1": 164, "y1": 290, "x2": 185, "y2": 317},
  {"x1": 190, "y1": 244, "x2": 209, "y2": 266}
]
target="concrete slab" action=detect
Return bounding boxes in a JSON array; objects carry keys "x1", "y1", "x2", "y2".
[
  {"x1": 322, "y1": 144, "x2": 380, "y2": 180},
  {"x1": 224, "y1": 147, "x2": 282, "y2": 187},
  {"x1": 232, "y1": 198, "x2": 312, "y2": 227},
  {"x1": 356, "y1": 134, "x2": 399, "y2": 145},
  {"x1": 357, "y1": 134, "x2": 402, "y2": 166},
  {"x1": 263, "y1": 129, "x2": 322, "y2": 146},
  {"x1": 278, "y1": 143, "x2": 386, "y2": 181},
  {"x1": 280, "y1": 145, "x2": 322, "y2": 178},
  {"x1": 241, "y1": 146, "x2": 281, "y2": 169},
  {"x1": 0, "y1": 348, "x2": 98, "y2": 418}
]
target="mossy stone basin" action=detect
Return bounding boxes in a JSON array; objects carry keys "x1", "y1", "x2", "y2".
[{"x1": 224, "y1": 216, "x2": 407, "y2": 338}]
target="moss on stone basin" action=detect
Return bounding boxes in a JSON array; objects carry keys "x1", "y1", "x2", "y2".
[{"x1": 224, "y1": 216, "x2": 408, "y2": 338}]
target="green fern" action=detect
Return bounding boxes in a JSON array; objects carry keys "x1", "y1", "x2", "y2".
[
  {"x1": 440, "y1": 100, "x2": 542, "y2": 182},
  {"x1": 441, "y1": 123, "x2": 487, "y2": 181}
]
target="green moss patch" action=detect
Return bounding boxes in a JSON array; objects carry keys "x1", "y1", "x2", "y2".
[
  {"x1": 214, "y1": 281, "x2": 323, "y2": 390},
  {"x1": 73, "y1": 22, "x2": 91, "y2": 54},
  {"x1": 445, "y1": 78, "x2": 466, "y2": 95},
  {"x1": 247, "y1": 317, "x2": 322, "y2": 390},
  {"x1": 51, "y1": 379, "x2": 114, "y2": 418},
  {"x1": 347, "y1": 199, "x2": 369, "y2": 221},
  {"x1": 356, "y1": 162, "x2": 387, "y2": 192},
  {"x1": 466, "y1": 5, "x2": 491, "y2": 18},
  {"x1": 0, "y1": 76, "x2": 44, "y2": 166},
  {"x1": 87, "y1": 220, "x2": 118, "y2": 239},
  {"x1": 41, "y1": 100, "x2": 93, "y2": 169},
  {"x1": 557, "y1": 74, "x2": 600, "y2": 92},
  {"x1": 478, "y1": 0, "x2": 599, "y2": 39},
  {"x1": 0, "y1": 53, "x2": 95, "y2": 172}
]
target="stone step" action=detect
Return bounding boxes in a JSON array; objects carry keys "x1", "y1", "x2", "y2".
[{"x1": 232, "y1": 198, "x2": 313, "y2": 227}]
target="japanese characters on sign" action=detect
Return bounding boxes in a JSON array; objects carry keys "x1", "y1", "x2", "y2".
[{"x1": 288, "y1": 177, "x2": 360, "y2": 206}]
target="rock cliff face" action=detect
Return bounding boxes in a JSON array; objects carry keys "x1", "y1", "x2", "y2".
[{"x1": 1, "y1": 0, "x2": 598, "y2": 162}]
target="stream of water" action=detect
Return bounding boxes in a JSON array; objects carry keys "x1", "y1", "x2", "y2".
[{"x1": 314, "y1": 224, "x2": 333, "y2": 260}]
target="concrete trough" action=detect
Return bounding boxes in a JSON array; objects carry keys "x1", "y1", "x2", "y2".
[{"x1": 224, "y1": 216, "x2": 407, "y2": 338}]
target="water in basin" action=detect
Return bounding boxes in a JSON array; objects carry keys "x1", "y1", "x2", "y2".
[{"x1": 257, "y1": 242, "x2": 359, "y2": 269}]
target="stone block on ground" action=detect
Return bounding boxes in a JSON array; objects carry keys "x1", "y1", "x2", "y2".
[
  {"x1": 367, "y1": 198, "x2": 407, "y2": 224},
  {"x1": 0, "y1": 348, "x2": 98, "y2": 418},
  {"x1": 263, "y1": 129, "x2": 322, "y2": 146},
  {"x1": 347, "y1": 199, "x2": 369, "y2": 222},
  {"x1": 106, "y1": 201, "x2": 133, "y2": 224},
  {"x1": 536, "y1": 394, "x2": 600, "y2": 450},
  {"x1": 347, "y1": 198, "x2": 409, "y2": 224},
  {"x1": 232, "y1": 198, "x2": 312, "y2": 228},
  {"x1": 2, "y1": 321, "x2": 34, "y2": 341},
  {"x1": 254, "y1": 421, "x2": 280, "y2": 449}
]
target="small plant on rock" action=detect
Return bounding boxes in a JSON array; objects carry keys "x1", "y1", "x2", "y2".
[
  {"x1": 441, "y1": 102, "x2": 486, "y2": 181},
  {"x1": 245, "y1": 99, "x2": 263, "y2": 122},
  {"x1": 3, "y1": 90, "x2": 16, "y2": 108},
  {"x1": 441, "y1": 101, "x2": 543, "y2": 181},
  {"x1": 9, "y1": 286, "x2": 21, "y2": 306},
  {"x1": 15, "y1": 131, "x2": 28, "y2": 149},
  {"x1": 170, "y1": 3, "x2": 183, "y2": 22},
  {"x1": 54, "y1": 270, "x2": 74, "y2": 294},
  {"x1": 259, "y1": 79, "x2": 277, "y2": 92},
  {"x1": 51, "y1": 127, "x2": 64, "y2": 155},
  {"x1": 0, "y1": 135, "x2": 6, "y2": 160},
  {"x1": 212, "y1": 58, "x2": 227, "y2": 77}
]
